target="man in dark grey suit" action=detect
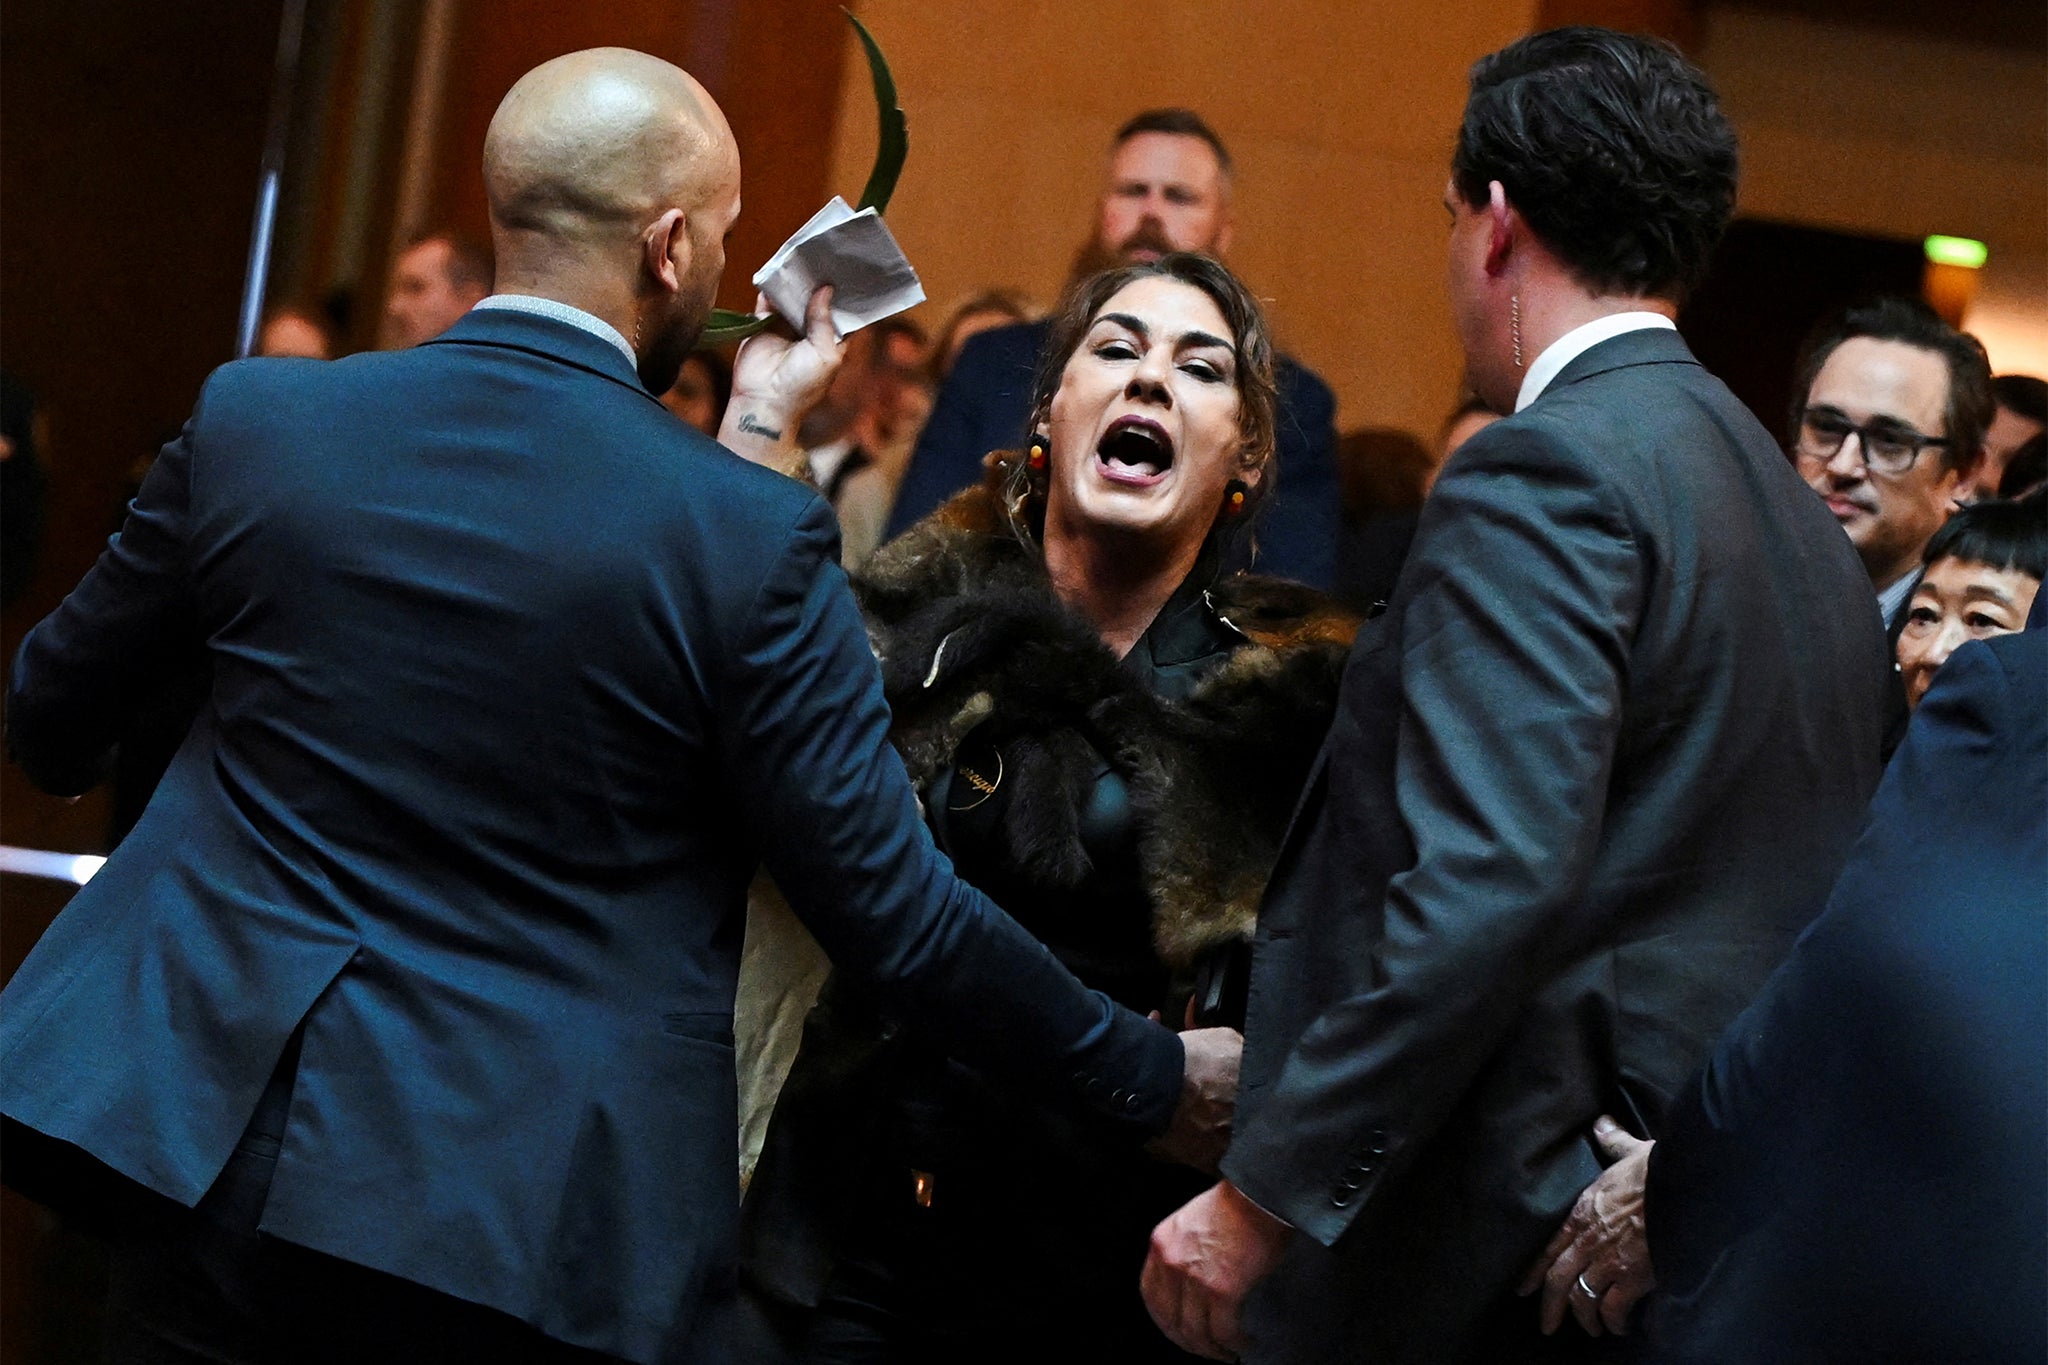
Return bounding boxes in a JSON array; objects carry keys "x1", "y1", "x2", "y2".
[
  {"x1": 0, "y1": 49, "x2": 1232, "y2": 1365},
  {"x1": 1142, "y1": 28, "x2": 1888, "y2": 1363}
]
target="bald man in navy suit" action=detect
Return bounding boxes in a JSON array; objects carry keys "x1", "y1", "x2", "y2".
[{"x1": 1, "y1": 49, "x2": 1232, "y2": 1365}]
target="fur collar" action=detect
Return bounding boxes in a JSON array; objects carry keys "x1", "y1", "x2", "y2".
[{"x1": 855, "y1": 482, "x2": 1361, "y2": 967}]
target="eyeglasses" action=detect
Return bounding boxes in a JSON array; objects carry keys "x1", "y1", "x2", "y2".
[{"x1": 1794, "y1": 408, "x2": 1949, "y2": 476}]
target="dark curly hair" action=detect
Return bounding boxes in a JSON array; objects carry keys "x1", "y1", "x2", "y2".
[
  {"x1": 1003, "y1": 252, "x2": 1277, "y2": 546},
  {"x1": 1452, "y1": 26, "x2": 1738, "y2": 301},
  {"x1": 1790, "y1": 296, "x2": 1994, "y2": 476}
]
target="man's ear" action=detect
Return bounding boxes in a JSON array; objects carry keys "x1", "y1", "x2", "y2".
[
  {"x1": 643, "y1": 209, "x2": 689, "y2": 293},
  {"x1": 1213, "y1": 211, "x2": 1236, "y2": 259},
  {"x1": 1947, "y1": 453, "x2": 1981, "y2": 506},
  {"x1": 1484, "y1": 180, "x2": 1516, "y2": 279}
]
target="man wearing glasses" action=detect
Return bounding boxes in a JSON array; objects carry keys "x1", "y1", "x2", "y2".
[{"x1": 1790, "y1": 297, "x2": 1994, "y2": 754}]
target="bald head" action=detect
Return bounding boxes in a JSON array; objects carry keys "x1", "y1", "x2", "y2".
[
  {"x1": 483, "y1": 48, "x2": 742, "y2": 391},
  {"x1": 485, "y1": 48, "x2": 735, "y2": 244}
]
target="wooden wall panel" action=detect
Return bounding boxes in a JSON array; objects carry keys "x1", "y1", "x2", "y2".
[
  {"x1": 1537, "y1": 0, "x2": 1698, "y2": 47},
  {"x1": 1697, "y1": 6, "x2": 2047, "y2": 375},
  {"x1": 420, "y1": 0, "x2": 850, "y2": 313},
  {"x1": 0, "y1": 1, "x2": 279, "y2": 631},
  {"x1": 824, "y1": 0, "x2": 1541, "y2": 441},
  {"x1": 0, "y1": 11, "x2": 283, "y2": 1350}
]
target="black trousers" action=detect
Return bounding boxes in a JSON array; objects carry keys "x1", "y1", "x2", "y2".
[
  {"x1": 102, "y1": 1150, "x2": 618, "y2": 1364},
  {"x1": 88, "y1": 1043, "x2": 625, "y2": 1365},
  {"x1": 736, "y1": 1258, "x2": 1200, "y2": 1365}
]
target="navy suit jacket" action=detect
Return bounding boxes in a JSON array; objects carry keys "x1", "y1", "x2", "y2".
[
  {"x1": 0, "y1": 309, "x2": 1179, "y2": 1364},
  {"x1": 1646, "y1": 628, "x2": 2047, "y2": 1363},
  {"x1": 1221, "y1": 329, "x2": 1888, "y2": 1363},
  {"x1": 885, "y1": 318, "x2": 1343, "y2": 587}
]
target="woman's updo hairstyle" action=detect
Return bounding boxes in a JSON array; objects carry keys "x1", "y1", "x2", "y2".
[{"x1": 1002, "y1": 251, "x2": 1278, "y2": 546}]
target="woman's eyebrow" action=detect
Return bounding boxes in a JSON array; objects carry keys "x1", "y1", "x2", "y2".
[{"x1": 1091, "y1": 314, "x2": 1234, "y2": 356}]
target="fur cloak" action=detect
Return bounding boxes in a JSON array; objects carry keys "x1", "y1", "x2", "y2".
[{"x1": 854, "y1": 482, "x2": 1361, "y2": 969}]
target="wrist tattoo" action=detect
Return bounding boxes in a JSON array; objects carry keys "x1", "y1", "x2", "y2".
[{"x1": 736, "y1": 413, "x2": 783, "y2": 440}]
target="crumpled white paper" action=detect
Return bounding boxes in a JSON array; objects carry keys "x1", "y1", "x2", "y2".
[{"x1": 751, "y1": 196, "x2": 926, "y2": 337}]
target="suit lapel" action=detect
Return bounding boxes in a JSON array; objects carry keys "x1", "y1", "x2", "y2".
[{"x1": 1260, "y1": 615, "x2": 1400, "y2": 921}]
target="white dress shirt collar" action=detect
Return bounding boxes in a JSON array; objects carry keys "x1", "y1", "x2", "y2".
[
  {"x1": 1515, "y1": 311, "x2": 1677, "y2": 413},
  {"x1": 1877, "y1": 568, "x2": 1920, "y2": 629},
  {"x1": 472, "y1": 294, "x2": 637, "y2": 369}
]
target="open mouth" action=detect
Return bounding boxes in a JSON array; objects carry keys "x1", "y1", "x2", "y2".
[{"x1": 1096, "y1": 415, "x2": 1174, "y2": 486}]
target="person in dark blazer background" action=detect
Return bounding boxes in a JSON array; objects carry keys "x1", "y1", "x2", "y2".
[
  {"x1": 1527, "y1": 627, "x2": 2046, "y2": 1362},
  {"x1": 1141, "y1": 28, "x2": 1889, "y2": 1363},
  {"x1": 0, "y1": 50, "x2": 1233, "y2": 1365}
]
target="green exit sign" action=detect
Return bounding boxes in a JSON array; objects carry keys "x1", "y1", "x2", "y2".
[{"x1": 1925, "y1": 235, "x2": 1989, "y2": 269}]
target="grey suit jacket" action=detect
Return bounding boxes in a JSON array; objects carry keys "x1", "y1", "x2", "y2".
[{"x1": 1222, "y1": 328, "x2": 1888, "y2": 1363}]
